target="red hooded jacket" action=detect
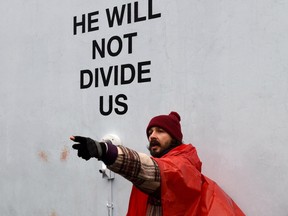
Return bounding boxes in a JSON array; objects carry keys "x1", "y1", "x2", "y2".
[{"x1": 127, "y1": 144, "x2": 245, "y2": 216}]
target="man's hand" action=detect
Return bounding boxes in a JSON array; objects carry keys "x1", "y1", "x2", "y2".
[{"x1": 70, "y1": 136, "x2": 104, "y2": 160}]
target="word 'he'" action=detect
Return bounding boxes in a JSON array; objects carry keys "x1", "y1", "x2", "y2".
[{"x1": 73, "y1": 0, "x2": 161, "y2": 35}]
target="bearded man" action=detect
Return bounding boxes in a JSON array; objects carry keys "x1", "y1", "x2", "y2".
[{"x1": 71, "y1": 111, "x2": 245, "y2": 216}]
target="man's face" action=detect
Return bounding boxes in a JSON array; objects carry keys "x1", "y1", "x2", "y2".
[{"x1": 148, "y1": 126, "x2": 173, "y2": 158}]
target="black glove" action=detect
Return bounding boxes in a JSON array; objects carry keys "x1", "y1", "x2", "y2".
[{"x1": 71, "y1": 136, "x2": 106, "y2": 160}]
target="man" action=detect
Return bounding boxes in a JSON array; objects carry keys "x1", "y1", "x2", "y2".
[{"x1": 71, "y1": 111, "x2": 245, "y2": 216}]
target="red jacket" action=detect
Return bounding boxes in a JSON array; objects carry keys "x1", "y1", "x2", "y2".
[{"x1": 127, "y1": 144, "x2": 245, "y2": 216}]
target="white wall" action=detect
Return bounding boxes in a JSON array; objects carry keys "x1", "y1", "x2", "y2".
[{"x1": 1, "y1": 0, "x2": 288, "y2": 215}]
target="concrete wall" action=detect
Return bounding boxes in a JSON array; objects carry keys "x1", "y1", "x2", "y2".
[{"x1": 1, "y1": 0, "x2": 288, "y2": 215}]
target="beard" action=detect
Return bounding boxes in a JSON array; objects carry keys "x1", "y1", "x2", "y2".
[{"x1": 148, "y1": 139, "x2": 173, "y2": 158}]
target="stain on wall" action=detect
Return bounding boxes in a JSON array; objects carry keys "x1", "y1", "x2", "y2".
[
  {"x1": 50, "y1": 210, "x2": 57, "y2": 216},
  {"x1": 38, "y1": 151, "x2": 48, "y2": 162},
  {"x1": 60, "y1": 146, "x2": 69, "y2": 162}
]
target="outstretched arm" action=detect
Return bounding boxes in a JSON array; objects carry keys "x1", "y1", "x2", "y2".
[{"x1": 70, "y1": 136, "x2": 160, "y2": 194}]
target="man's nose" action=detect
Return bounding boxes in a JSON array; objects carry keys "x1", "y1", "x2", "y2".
[{"x1": 149, "y1": 131, "x2": 156, "y2": 141}]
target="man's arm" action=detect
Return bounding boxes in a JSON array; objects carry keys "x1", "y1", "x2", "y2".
[
  {"x1": 70, "y1": 136, "x2": 160, "y2": 195},
  {"x1": 108, "y1": 145, "x2": 160, "y2": 194}
]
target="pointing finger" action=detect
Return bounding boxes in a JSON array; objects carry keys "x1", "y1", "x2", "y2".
[{"x1": 73, "y1": 136, "x2": 87, "y2": 143}]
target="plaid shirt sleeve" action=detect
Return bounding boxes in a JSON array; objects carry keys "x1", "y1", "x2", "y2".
[{"x1": 107, "y1": 145, "x2": 161, "y2": 194}]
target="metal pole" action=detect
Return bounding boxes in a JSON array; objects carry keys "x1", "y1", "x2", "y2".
[
  {"x1": 107, "y1": 177, "x2": 114, "y2": 216},
  {"x1": 100, "y1": 163, "x2": 115, "y2": 216}
]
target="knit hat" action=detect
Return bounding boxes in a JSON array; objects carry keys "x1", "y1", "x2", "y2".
[{"x1": 146, "y1": 111, "x2": 183, "y2": 142}]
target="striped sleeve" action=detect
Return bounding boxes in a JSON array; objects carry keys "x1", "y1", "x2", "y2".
[{"x1": 107, "y1": 145, "x2": 160, "y2": 194}]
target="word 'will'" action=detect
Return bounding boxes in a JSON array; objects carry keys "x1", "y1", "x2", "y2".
[{"x1": 73, "y1": 0, "x2": 161, "y2": 35}]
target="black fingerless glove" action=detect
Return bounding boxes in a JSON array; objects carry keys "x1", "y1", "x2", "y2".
[{"x1": 72, "y1": 136, "x2": 107, "y2": 160}]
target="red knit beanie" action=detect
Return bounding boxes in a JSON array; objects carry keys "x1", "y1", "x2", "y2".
[{"x1": 146, "y1": 111, "x2": 183, "y2": 142}]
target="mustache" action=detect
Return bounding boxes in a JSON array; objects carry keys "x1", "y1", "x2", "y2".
[{"x1": 147, "y1": 139, "x2": 160, "y2": 150}]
